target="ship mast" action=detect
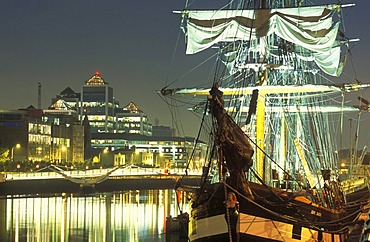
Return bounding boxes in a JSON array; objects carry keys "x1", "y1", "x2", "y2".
[{"x1": 255, "y1": 70, "x2": 267, "y2": 181}]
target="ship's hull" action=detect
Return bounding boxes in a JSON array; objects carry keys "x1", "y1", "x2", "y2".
[
  {"x1": 187, "y1": 182, "x2": 361, "y2": 242},
  {"x1": 189, "y1": 212, "x2": 348, "y2": 242}
]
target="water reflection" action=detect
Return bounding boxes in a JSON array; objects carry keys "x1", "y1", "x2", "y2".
[{"x1": 0, "y1": 190, "x2": 189, "y2": 242}]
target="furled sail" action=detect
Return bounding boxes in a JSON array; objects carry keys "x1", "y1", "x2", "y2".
[
  {"x1": 185, "y1": 5, "x2": 343, "y2": 76},
  {"x1": 208, "y1": 83, "x2": 254, "y2": 193},
  {"x1": 209, "y1": 83, "x2": 254, "y2": 172}
]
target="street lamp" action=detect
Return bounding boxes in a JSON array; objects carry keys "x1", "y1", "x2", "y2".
[
  {"x1": 11, "y1": 144, "x2": 21, "y2": 161},
  {"x1": 59, "y1": 145, "x2": 67, "y2": 163},
  {"x1": 61, "y1": 146, "x2": 67, "y2": 163},
  {"x1": 134, "y1": 149, "x2": 140, "y2": 165},
  {"x1": 99, "y1": 148, "x2": 109, "y2": 162}
]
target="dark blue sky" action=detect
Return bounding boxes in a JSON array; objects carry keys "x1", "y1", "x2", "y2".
[
  {"x1": 0, "y1": 1, "x2": 369, "y2": 146},
  {"x1": 0, "y1": 0, "x2": 185, "y2": 124}
]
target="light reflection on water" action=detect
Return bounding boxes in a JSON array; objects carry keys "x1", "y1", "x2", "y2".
[{"x1": 0, "y1": 190, "x2": 189, "y2": 242}]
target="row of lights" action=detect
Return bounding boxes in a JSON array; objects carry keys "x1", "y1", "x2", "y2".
[
  {"x1": 15, "y1": 164, "x2": 40, "y2": 169},
  {"x1": 15, "y1": 164, "x2": 92, "y2": 170}
]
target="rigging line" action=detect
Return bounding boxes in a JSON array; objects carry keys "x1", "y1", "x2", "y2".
[
  {"x1": 267, "y1": 91, "x2": 340, "y2": 101},
  {"x1": 223, "y1": 182, "x2": 305, "y2": 225},
  {"x1": 315, "y1": 71, "x2": 338, "y2": 86},
  {"x1": 223, "y1": 178, "x2": 233, "y2": 242},
  {"x1": 157, "y1": 92, "x2": 213, "y2": 128},
  {"x1": 339, "y1": 92, "x2": 345, "y2": 154},
  {"x1": 175, "y1": 101, "x2": 209, "y2": 187},
  {"x1": 173, "y1": 103, "x2": 187, "y2": 137},
  {"x1": 234, "y1": 77, "x2": 250, "y2": 123},
  {"x1": 186, "y1": 0, "x2": 199, "y2": 8},
  {"x1": 213, "y1": 49, "x2": 224, "y2": 85},
  {"x1": 244, "y1": 128, "x2": 306, "y2": 189},
  {"x1": 218, "y1": 0, "x2": 234, "y2": 11},
  {"x1": 164, "y1": 12, "x2": 184, "y2": 88},
  {"x1": 352, "y1": 110, "x2": 362, "y2": 158},
  {"x1": 248, "y1": 167, "x2": 287, "y2": 203},
  {"x1": 315, "y1": 206, "x2": 366, "y2": 226},
  {"x1": 225, "y1": 181, "x2": 360, "y2": 232},
  {"x1": 187, "y1": 101, "x2": 209, "y2": 170},
  {"x1": 203, "y1": 182, "x2": 223, "y2": 206},
  {"x1": 164, "y1": 0, "x2": 196, "y2": 89},
  {"x1": 160, "y1": 96, "x2": 184, "y2": 144},
  {"x1": 347, "y1": 193, "x2": 370, "y2": 207},
  {"x1": 337, "y1": 0, "x2": 346, "y2": 35},
  {"x1": 199, "y1": 144, "x2": 216, "y2": 186},
  {"x1": 157, "y1": 95, "x2": 180, "y2": 125},
  {"x1": 347, "y1": 46, "x2": 359, "y2": 81},
  {"x1": 285, "y1": 114, "x2": 325, "y2": 189},
  {"x1": 306, "y1": 107, "x2": 327, "y2": 169},
  {"x1": 157, "y1": 92, "x2": 195, "y2": 108},
  {"x1": 164, "y1": 51, "x2": 219, "y2": 89}
]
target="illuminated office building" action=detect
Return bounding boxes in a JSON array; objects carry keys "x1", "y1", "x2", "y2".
[
  {"x1": 115, "y1": 102, "x2": 152, "y2": 136},
  {"x1": 0, "y1": 108, "x2": 84, "y2": 163},
  {"x1": 80, "y1": 72, "x2": 119, "y2": 134},
  {"x1": 0, "y1": 110, "x2": 29, "y2": 161},
  {"x1": 90, "y1": 133, "x2": 206, "y2": 169},
  {"x1": 0, "y1": 107, "x2": 53, "y2": 162},
  {"x1": 51, "y1": 73, "x2": 153, "y2": 136},
  {"x1": 50, "y1": 87, "x2": 80, "y2": 112},
  {"x1": 27, "y1": 108, "x2": 52, "y2": 162},
  {"x1": 44, "y1": 109, "x2": 84, "y2": 163}
]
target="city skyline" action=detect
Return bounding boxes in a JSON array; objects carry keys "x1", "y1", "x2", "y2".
[
  {"x1": 0, "y1": 1, "x2": 369, "y2": 145},
  {"x1": 0, "y1": 0, "x2": 189, "y2": 133}
]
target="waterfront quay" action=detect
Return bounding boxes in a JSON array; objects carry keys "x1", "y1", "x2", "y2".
[{"x1": 0, "y1": 165, "x2": 202, "y2": 195}]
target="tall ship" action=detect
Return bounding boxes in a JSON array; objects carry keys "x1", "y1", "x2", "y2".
[{"x1": 160, "y1": 0, "x2": 370, "y2": 241}]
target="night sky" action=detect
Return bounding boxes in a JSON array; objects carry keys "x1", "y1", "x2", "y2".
[{"x1": 0, "y1": 0, "x2": 369, "y2": 147}]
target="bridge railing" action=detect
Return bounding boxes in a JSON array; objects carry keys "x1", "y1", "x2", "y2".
[{"x1": 2, "y1": 166, "x2": 202, "y2": 181}]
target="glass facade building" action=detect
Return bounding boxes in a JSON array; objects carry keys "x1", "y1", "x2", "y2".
[{"x1": 80, "y1": 72, "x2": 118, "y2": 134}]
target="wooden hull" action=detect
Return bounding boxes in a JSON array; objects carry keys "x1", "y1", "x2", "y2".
[
  {"x1": 187, "y1": 183, "x2": 361, "y2": 242},
  {"x1": 189, "y1": 213, "x2": 348, "y2": 242}
]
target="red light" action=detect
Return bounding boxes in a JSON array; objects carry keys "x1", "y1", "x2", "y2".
[{"x1": 95, "y1": 71, "x2": 100, "y2": 76}]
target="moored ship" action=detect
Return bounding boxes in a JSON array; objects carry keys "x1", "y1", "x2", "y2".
[{"x1": 161, "y1": 0, "x2": 370, "y2": 241}]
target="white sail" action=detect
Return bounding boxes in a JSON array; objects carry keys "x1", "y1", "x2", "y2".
[{"x1": 185, "y1": 5, "x2": 343, "y2": 76}]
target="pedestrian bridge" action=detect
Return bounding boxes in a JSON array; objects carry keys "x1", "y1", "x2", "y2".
[
  {"x1": 0, "y1": 165, "x2": 202, "y2": 195},
  {"x1": 3, "y1": 165, "x2": 201, "y2": 184}
]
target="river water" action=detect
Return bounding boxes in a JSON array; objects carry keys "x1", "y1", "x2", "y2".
[{"x1": 0, "y1": 190, "x2": 190, "y2": 242}]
